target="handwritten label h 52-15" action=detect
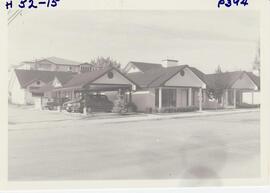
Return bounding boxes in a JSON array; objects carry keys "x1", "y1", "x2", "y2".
[{"x1": 218, "y1": 0, "x2": 248, "y2": 8}]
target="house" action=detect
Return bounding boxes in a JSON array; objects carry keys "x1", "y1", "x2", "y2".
[
  {"x1": 205, "y1": 71, "x2": 260, "y2": 108},
  {"x1": 15, "y1": 56, "x2": 82, "y2": 73},
  {"x1": 8, "y1": 69, "x2": 75, "y2": 105},
  {"x1": 126, "y1": 59, "x2": 207, "y2": 112},
  {"x1": 37, "y1": 66, "x2": 139, "y2": 112},
  {"x1": 125, "y1": 60, "x2": 260, "y2": 112}
]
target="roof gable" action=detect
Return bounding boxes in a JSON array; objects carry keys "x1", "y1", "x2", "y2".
[
  {"x1": 14, "y1": 69, "x2": 75, "y2": 88},
  {"x1": 63, "y1": 67, "x2": 139, "y2": 89},
  {"x1": 164, "y1": 67, "x2": 206, "y2": 88},
  {"x1": 206, "y1": 71, "x2": 249, "y2": 90},
  {"x1": 231, "y1": 73, "x2": 258, "y2": 90}
]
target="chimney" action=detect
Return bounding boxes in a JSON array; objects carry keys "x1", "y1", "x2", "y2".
[{"x1": 162, "y1": 59, "x2": 179, "y2": 68}]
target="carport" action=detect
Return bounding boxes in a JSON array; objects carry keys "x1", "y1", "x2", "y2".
[{"x1": 52, "y1": 66, "x2": 138, "y2": 113}]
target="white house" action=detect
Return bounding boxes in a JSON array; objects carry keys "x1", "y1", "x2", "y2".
[
  {"x1": 8, "y1": 69, "x2": 75, "y2": 105},
  {"x1": 15, "y1": 56, "x2": 82, "y2": 73},
  {"x1": 126, "y1": 60, "x2": 207, "y2": 112}
]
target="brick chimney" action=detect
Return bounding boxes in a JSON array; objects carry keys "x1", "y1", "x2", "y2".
[{"x1": 162, "y1": 59, "x2": 179, "y2": 68}]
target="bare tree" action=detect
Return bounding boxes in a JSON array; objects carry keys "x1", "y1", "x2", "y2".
[
  {"x1": 90, "y1": 57, "x2": 121, "y2": 69},
  {"x1": 215, "y1": 65, "x2": 222, "y2": 73},
  {"x1": 253, "y1": 42, "x2": 260, "y2": 75}
]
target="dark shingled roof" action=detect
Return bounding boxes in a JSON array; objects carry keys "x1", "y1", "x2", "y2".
[
  {"x1": 33, "y1": 82, "x2": 55, "y2": 94},
  {"x1": 127, "y1": 65, "x2": 207, "y2": 88},
  {"x1": 15, "y1": 69, "x2": 76, "y2": 88},
  {"x1": 247, "y1": 72, "x2": 260, "y2": 89},
  {"x1": 128, "y1": 61, "x2": 163, "y2": 72},
  {"x1": 205, "y1": 71, "x2": 260, "y2": 90}
]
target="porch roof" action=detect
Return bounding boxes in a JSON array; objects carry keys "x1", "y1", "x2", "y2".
[
  {"x1": 127, "y1": 65, "x2": 208, "y2": 88},
  {"x1": 60, "y1": 66, "x2": 139, "y2": 89},
  {"x1": 205, "y1": 71, "x2": 260, "y2": 90}
]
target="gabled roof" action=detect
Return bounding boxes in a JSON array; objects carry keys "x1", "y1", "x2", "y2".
[
  {"x1": 127, "y1": 61, "x2": 163, "y2": 73},
  {"x1": 23, "y1": 56, "x2": 81, "y2": 66},
  {"x1": 127, "y1": 65, "x2": 207, "y2": 88},
  {"x1": 14, "y1": 69, "x2": 76, "y2": 88},
  {"x1": 33, "y1": 82, "x2": 55, "y2": 94},
  {"x1": 205, "y1": 71, "x2": 260, "y2": 90},
  {"x1": 63, "y1": 66, "x2": 139, "y2": 89},
  {"x1": 247, "y1": 72, "x2": 260, "y2": 89}
]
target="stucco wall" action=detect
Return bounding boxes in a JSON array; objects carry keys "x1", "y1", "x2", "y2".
[
  {"x1": 10, "y1": 75, "x2": 26, "y2": 105},
  {"x1": 242, "y1": 91, "x2": 260, "y2": 104},
  {"x1": 132, "y1": 89, "x2": 155, "y2": 112}
]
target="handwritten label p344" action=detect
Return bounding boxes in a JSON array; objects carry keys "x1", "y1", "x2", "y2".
[{"x1": 218, "y1": 0, "x2": 249, "y2": 8}]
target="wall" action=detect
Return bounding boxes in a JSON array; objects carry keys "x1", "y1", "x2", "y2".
[
  {"x1": 10, "y1": 75, "x2": 26, "y2": 105},
  {"x1": 132, "y1": 89, "x2": 155, "y2": 112},
  {"x1": 242, "y1": 91, "x2": 260, "y2": 104}
]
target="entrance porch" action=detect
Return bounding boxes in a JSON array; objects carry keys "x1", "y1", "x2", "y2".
[{"x1": 154, "y1": 87, "x2": 204, "y2": 112}]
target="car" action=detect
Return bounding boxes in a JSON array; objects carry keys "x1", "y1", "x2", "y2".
[
  {"x1": 63, "y1": 98, "x2": 84, "y2": 113},
  {"x1": 85, "y1": 94, "x2": 114, "y2": 113}
]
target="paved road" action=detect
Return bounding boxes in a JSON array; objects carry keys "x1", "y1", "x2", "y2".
[{"x1": 8, "y1": 106, "x2": 260, "y2": 182}]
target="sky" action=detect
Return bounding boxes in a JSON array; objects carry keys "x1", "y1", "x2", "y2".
[{"x1": 8, "y1": 10, "x2": 259, "y2": 73}]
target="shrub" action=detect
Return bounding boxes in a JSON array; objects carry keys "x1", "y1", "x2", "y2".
[
  {"x1": 157, "y1": 106, "x2": 199, "y2": 113},
  {"x1": 126, "y1": 102, "x2": 138, "y2": 112},
  {"x1": 236, "y1": 103, "x2": 260, "y2": 109},
  {"x1": 112, "y1": 94, "x2": 126, "y2": 113}
]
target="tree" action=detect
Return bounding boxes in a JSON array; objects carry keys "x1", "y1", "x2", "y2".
[
  {"x1": 215, "y1": 65, "x2": 222, "y2": 73},
  {"x1": 90, "y1": 56, "x2": 121, "y2": 69},
  {"x1": 253, "y1": 43, "x2": 260, "y2": 75}
]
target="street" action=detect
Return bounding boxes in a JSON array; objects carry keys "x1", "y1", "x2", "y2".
[{"x1": 8, "y1": 105, "x2": 260, "y2": 181}]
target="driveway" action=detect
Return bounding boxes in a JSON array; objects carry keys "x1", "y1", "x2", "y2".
[{"x1": 8, "y1": 105, "x2": 260, "y2": 181}]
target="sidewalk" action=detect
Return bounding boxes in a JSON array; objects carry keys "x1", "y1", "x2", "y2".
[{"x1": 81, "y1": 108, "x2": 260, "y2": 124}]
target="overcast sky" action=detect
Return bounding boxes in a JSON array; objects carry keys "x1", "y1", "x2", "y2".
[{"x1": 8, "y1": 10, "x2": 259, "y2": 73}]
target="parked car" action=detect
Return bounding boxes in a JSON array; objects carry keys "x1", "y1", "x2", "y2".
[
  {"x1": 44, "y1": 100, "x2": 60, "y2": 110},
  {"x1": 85, "y1": 94, "x2": 114, "y2": 113},
  {"x1": 63, "y1": 98, "x2": 83, "y2": 113}
]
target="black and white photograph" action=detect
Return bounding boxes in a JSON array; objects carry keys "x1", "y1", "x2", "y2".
[{"x1": 5, "y1": 4, "x2": 266, "y2": 187}]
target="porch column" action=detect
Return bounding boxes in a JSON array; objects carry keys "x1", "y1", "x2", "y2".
[
  {"x1": 198, "y1": 88, "x2": 203, "y2": 112},
  {"x1": 83, "y1": 92, "x2": 87, "y2": 115},
  {"x1": 233, "y1": 89, "x2": 237, "y2": 108},
  {"x1": 224, "y1": 89, "x2": 228, "y2": 107},
  {"x1": 252, "y1": 91, "x2": 254, "y2": 105},
  {"x1": 129, "y1": 89, "x2": 132, "y2": 103},
  {"x1": 188, "y1": 88, "x2": 192, "y2": 106},
  {"x1": 158, "y1": 87, "x2": 162, "y2": 111}
]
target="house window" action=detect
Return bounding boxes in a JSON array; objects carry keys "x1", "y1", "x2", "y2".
[
  {"x1": 180, "y1": 69, "x2": 185, "y2": 76},
  {"x1": 36, "y1": 81, "x2": 40, "y2": 85},
  {"x1": 155, "y1": 88, "x2": 176, "y2": 108},
  {"x1": 155, "y1": 89, "x2": 159, "y2": 107},
  {"x1": 107, "y1": 71, "x2": 114, "y2": 79},
  {"x1": 69, "y1": 66, "x2": 72, "y2": 71}
]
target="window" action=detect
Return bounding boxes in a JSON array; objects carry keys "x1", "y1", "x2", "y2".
[
  {"x1": 155, "y1": 89, "x2": 159, "y2": 107},
  {"x1": 180, "y1": 69, "x2": 185, "y2": 76},
  {"x1": 155, "y1": 88, "x2": 176, "y2": 107},
  {"x1": 69, "y1": 66, "x2": 72, "y2": 71},
  {"x1": 36, "y1": 81, "x2": 40, "y2": 85},
  {"x1": 107, "y1": 71, "x2": 114, "y2": 79},
  {"x1": 162, "y1": 89, "x2": 176, "y2": 107}
]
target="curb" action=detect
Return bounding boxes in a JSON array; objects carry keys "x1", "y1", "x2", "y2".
[{"x1": 84, "y1": 109, "x2": 260, "y2": 124}]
